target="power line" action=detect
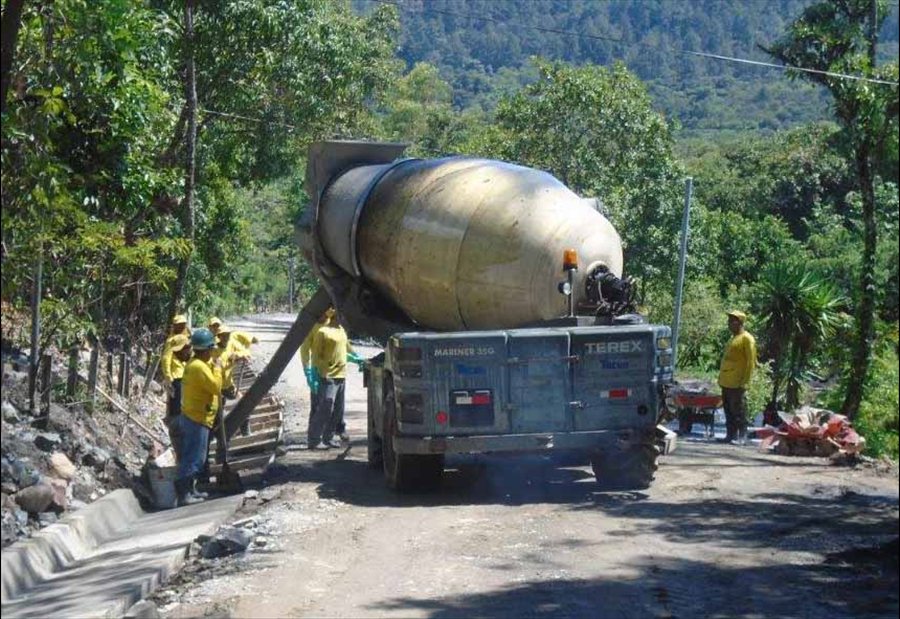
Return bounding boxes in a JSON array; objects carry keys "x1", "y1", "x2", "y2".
[{"x1": 368, "y1": 0, "x2": 899, "y2": 87}]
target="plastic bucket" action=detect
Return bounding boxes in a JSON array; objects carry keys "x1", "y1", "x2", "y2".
[{"x1": 148, "y1": 465, "x2": 178, "y2": 509}]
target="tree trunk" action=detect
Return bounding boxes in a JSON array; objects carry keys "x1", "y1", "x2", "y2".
[
  {"x1": 167, "y1": 0, "x2": 198, "y2": 322},
  {"x1": 0, "y1": 0, "x2": 25, "y2": 116},
  {"x1": 840, "y1": 141, "x2": 878, "y2": 419}
]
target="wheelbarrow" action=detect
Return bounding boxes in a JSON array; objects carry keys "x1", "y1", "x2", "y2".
[{"x1": 671, "y1": 386, "x2": 722, "y2": 439}]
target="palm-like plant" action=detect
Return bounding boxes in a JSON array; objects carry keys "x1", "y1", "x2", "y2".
[{"x1": 755, "y1": 262, "x2": 844, "y2": 410}]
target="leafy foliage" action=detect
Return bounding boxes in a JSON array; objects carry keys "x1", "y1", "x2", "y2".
[{"x1": 753, "y1": 262, "x2": 845, "y2": 409}]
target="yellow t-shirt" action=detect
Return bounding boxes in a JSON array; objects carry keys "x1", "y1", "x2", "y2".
[
  {"x1": 182, "y1": 357, "x2": 223, "y2": 428},
  {"x1": 299, "y1": 322, "x2": 324, "y2": 369},
  {"x1": 312, "y1": 325, "x2": 351, "y2": 379},
  {"x1": 718, "y1": 331, "x2": 757, "y2": 389},
  {"x1": 232, "y1": 331, "x2": 256, "y2": 348},
  {"x1": 160, "y1": 334, "x2": 187, "y2": 382}
]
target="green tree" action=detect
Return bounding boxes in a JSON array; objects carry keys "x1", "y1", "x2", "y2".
[
  {"x1": 765, "y1": 0, "x2": 900, "y2": 418},
  {"x1": 754, "y1": 262, "x2": 844, "y2": 410}
]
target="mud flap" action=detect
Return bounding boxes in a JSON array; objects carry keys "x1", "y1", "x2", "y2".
[{"x1": 656, "y1": 424, "x2": 677, "y2": 455}]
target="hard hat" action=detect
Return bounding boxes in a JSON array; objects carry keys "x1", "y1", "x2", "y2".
[
  {"x1": 190, "y1": 328, "x2": 217, "y2": 350},
  {"x1": 216, "y1": 324, "x2": 233, "y2": 335},
  {"x1": 169, "y1": 333, "x2": 191, "y2": 352},
  {"x1": 726, "y1": 310, "x2": 747, "y2": 323},
  {"x1": 172, "y1": 314, "x2": 188, "y2": 325},
  {"x1": 208, "y1": 316, "x2": 222, "y2": 327}
]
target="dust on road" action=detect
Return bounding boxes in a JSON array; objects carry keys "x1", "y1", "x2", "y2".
[{"x1": 158, "y1": 314, "x2": 899, "y2": 619}]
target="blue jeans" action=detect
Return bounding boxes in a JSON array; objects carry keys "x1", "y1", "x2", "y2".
[{"x1": 175, "y1": 415, "x2": 210, "y2": 482}]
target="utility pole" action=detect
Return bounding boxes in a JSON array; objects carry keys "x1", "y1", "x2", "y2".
[{"x1": 672, "y1": 178, "x2": 693, "y2": 370}]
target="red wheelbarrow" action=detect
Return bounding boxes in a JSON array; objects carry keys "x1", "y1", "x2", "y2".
[{"x1": 670, "y1": 382, "x2": 722, "y2": 439}]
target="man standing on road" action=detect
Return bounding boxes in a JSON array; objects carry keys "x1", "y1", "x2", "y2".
[
  {"x1": 717, "y1": 310, "x2": 757, "y2": 444},
  {"x1": 307, "y1": 310, "x2": 363, "y2": 450},
  {"x1": 175, "y1": 328, "x2": 223, "y2": 505}
]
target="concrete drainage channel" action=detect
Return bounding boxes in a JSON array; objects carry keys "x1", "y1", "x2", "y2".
[{"x1": 1, "y1": 489, "x2": 242, "y2": 618}]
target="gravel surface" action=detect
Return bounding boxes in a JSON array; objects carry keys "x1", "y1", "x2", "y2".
[{"x1": 156, "y1": 314, "x2": 899, "y2": 619}]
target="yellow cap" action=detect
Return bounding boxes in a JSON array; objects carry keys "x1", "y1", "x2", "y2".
[
  {"x1": 172, "y1": 314, "x2": 188, "y2": 325},
  {"x1": 208, "y1": 316, "x2": 222, "y2": 327},
  {"x1": 726, "y1": 310, "x2": 747, "y2": 323},
  {"x1": 216, "y1": 324, "x2": 233, "y2": 335},
  {"x1": 168, "y1": 333, "x2": 191, "y2": 352}
]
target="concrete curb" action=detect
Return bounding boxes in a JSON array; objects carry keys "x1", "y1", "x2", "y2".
[
  {"x1": 1, "y1": 489, "x2": 142, "y2": 603},
  {"x1": 1, "y1": 491, "x2": 244, "y2": 618}
]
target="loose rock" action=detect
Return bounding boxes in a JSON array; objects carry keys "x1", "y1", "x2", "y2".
[
  {"x1": 12, "y1": 459, "x2": 42, "y2": 488},
  {"x1": 82, "y1": 447, "x2": 111, "y2": 471},
  {"x1": 49, "y1": 452, "x2": 77, "y2": 481},
  {"x1": 34, "y1": 432, "x2": 62, "y2": 452},
  {"x1": 200, "y1": 526, "x2": 254, "y2": 559},
  {"x1": 124, "y1": 600, "x2": 161, "y2": 619},
  {"x1": 15, "y1": 484, "x2": 55, "y2": 514},
  {"x1": 2, "y1": 400, "x2": 20, "y2": 423},
  {"x1": 46, "y1": 478, "x2": 68, "y2": 511}
]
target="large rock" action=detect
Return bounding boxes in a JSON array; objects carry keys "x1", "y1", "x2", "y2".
[
  {"x1": 49, "y1": 452, "x2": 77, "y2": 481},
  {"x1": 200, "y1": 526, "x2": 254, "y2": 559},
  {"x1": 15, "y1": 484, "x2": 55, "y2": 514},
  {"x1": 1, "y1": 492, "x2": 13, "y2": 511},
  {"x1": 34, "y1": 432, "x2": 62, "y2": 452},
  {"x1": 2, "y1": 400, "x2": 20, "y2": 423}
]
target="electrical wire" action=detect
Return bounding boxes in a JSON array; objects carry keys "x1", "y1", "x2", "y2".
[{"x1": 367, "y1": 0, "x2": 899, "y2": 87}]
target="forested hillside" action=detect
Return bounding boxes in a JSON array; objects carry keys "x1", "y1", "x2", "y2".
[{"x1": 357, "y1": 0, "x2": 899, "y2": 138}]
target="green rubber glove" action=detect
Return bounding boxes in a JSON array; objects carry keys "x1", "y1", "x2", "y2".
[{"x1": 347, "y1": 351, "x2": 365, "y2": 366}]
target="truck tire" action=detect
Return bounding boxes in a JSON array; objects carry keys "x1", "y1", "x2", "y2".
[
  {"x1": 591, "y1": 444, "x2": 659, "y2": 490},
  {"x1": 366, "y1": 381, "x2": 383, "y2": 469},
  {"x1": 382, "y1": 376, "x2": 444, "y2": 493}
]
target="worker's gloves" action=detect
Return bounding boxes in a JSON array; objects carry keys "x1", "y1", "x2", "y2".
[
  {"x1": 347, "y1": 351, "x2": 365, "y2": 367},
  {"x1": 305, "y1": 367, "x2": 320, "y2": 394}
]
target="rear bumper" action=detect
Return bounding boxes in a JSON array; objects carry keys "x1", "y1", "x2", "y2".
[{"x1": 393, "y1": 425, "x2": 674, "y2": 456}]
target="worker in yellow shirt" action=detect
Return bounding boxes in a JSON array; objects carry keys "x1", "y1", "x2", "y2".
[
  {"x1": 208, "y1": 316, "x2": 223, "y2": 335},
  {"x1": 307, "y1": 309, "x2": 364, "y2": 449},
  {"x1": 300, "y1": 309, "x2": 330, "y2": 444},
  {"x1": 161, "y1": 314, "x2": 191, "y2": 412},
  {"x1": 717, "y1": 310, "x2": 757, "y2": 444},
  {"x1": 175, "y1": 328, "x2": 223, "y2": 506},
  {"x1": 160, "y1": 333, "x2": 192, "y2": 461}
]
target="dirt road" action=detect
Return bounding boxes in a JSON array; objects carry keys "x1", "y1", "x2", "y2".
[{"x1": 159, "y1": 314, "x2": 899, "y2": 619}]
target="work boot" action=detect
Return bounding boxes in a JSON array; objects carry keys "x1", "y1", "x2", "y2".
[
  {"x1": 326, "y1": 439, "x2": 343, "y2": 449},
  {"x1": 191, "y1": 477, "x2": 210, "y2": 500},
  {"x1": 176, "y1": 479, "x2": 204, "y2": 506}
]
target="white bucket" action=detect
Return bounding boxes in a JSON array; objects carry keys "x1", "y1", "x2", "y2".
[{"x1": 148, "y1": 465, "x2": 178, "y2": 509}]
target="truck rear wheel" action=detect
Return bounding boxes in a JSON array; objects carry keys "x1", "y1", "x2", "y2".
[
  {"x1": 382, "y1": 376, "x2": 444, "y2": 493},
  {"x1": 591, "y1": 444, "x2": 659, "y2": 490}
]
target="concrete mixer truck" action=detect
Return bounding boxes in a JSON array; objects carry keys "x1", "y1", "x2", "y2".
[{"x1": 296, "y1": 141, "x2": 676, "y2": 492}]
